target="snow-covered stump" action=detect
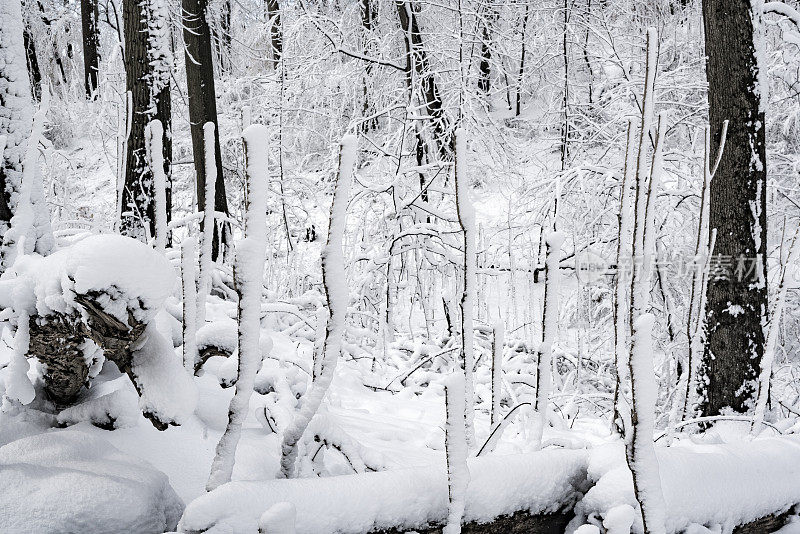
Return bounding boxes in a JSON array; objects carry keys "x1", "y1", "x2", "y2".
[
  {"x1": 207, "y1": 124, "x2": 270, "y2": 491},
  {"x1": 6, "y1": 235, "x2": 196, "y2": 429},
  {"x1": 277, "y1": 135, "x2": 355, "y2": 479}
]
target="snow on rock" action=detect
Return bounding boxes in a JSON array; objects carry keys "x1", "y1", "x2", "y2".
[
  {"x1": 574, "y1": 437, "x2": 800, "y2": 533},
  {"x1": 130, "y1": 323, "x2": 198, "y2": 427},
  {"x1": 0, "y1": 430, "x2": 183, "y2": 533},
  {"x1": 12, "y1": 234, "x2": 176, "y2": 324},
  {"x1": 179, "y1": 448, "x2": 588, "y2": 533}
]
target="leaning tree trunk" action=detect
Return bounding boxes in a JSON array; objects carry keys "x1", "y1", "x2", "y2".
[
  {"x1": 698, "y1": 0, "x2": 768, "y2": 416},
  {"x1": 121, "y1": 0, "x2": 172, "y2": 242},
  {"x1": 80, "y1": 0, "x2": 100, "y2": 98},
  {"x1": 182, "y1": 0, "x2": 229, "y2": 258}
]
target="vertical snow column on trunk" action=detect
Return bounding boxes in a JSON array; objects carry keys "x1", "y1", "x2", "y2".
[
  {"x1": 624, "y1": 28, "x2": 667, "y2": 534},
  {"x1": 121, "y1": 0, "x2": 172, "y2": 241},
  {"x1": 277, "y1": 135, "x2": 356, "y2": 479},
  {"x1": 612, "y1": 119, "x2": 635, "y2": 434},
  {"x1": 0, "y1": 0, "x2": 54, "y2": 270},
  {"x1": 491, "y1": 319, "x2": 504, "y2": 426},
  {"x1": 206, "y1": 125, "x2": 269, "y2": 492},
  {"x1": 532, "y1": 230, "x2": 563, "y2": 449},
  {"x1": 146, "y1": 120, "x2": 167, "y2": 252},
  {"x1": 444, "y1": 372, "x2": 470, "y2": 534},
  {"x1": 453, "y1": 128, "x2": 476, "y2": 448},
  {"x1": 196, "y1": 122, "x2": 217, "y2": 327},
  {"x1": 182, "y1": 236, "x2": 198, "y2": 372}
]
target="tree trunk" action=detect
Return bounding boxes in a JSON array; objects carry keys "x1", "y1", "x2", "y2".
[
  {"x1": 396, "y1": 0, "x2": 453, "y2": 159},
  {"x1": 80, "y1": 0, "x2": 100, "y2": 98},
  {"x1": 698, "y1": 0, "x2": 767, "y2": 416},
  {"x1": 121, "y1": 0, "x2": 172, "y2": 241},
  {"x1": 477, "y1": 3, "x2": 497, "y2": 96},
  {"x1": 265, "y1": 0, "x2": 282, "y2": 69},
  {"x1": 182, "y1": 0, "x2": 229, "y2": 258},
  {"x1": 22, "y1": 28, "x2": 42, "y2": 102}
]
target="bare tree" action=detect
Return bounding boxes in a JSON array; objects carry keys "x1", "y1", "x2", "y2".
[{"x1": 698, "y1": 0, "x2": 768, "y2": 417}]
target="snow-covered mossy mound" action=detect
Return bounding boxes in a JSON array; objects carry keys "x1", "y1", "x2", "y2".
[
  {"x1": 0, "y1": 430, "x2": 183, "y2": 533},
  {"x1": 0, "y1": 234, "x2": 197, "y2": 429}
]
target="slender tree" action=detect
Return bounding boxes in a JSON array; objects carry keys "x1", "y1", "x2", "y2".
[
  {"x1": 80, "y1": 0, "x2": 100, "y2": 98},
  {"x1": 698, "y1": 0, "x2": 768, "y2": 416},
  {"x1": 182, "y1": 0, "x2": 229, "y2": 258},
  {"x1": 121, "y1": 0, "x2": 172, "y2": 241}
]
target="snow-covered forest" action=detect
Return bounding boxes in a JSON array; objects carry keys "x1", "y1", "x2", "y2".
[{"x1": 3, "y1": 0, "x2": 800, "y2": 532}]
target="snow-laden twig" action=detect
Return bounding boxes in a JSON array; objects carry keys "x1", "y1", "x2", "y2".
[
  {"x1": 146, "y1": 120, "x2": 167, "y2": 252},
  {"x1": 278, "y1": 135, "x2": 356, "y2": 479},
  {"x1": 182, "y1": 236, "x2": 198, "y2": 373},
  {"x1": 197, "y1": 122, "x2": 217, "y2": 326},
  {"x1": 753, "y1": 226, "x2": 800, "y2": 429},
  {"x1": 207, "y1": 125, "x2": 270, "y2": 491}
]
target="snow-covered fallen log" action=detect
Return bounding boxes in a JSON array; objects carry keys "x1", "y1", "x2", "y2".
[
  {"x1": 179, "y1": 449, "x2": 589, "y2": 534},
  {"x1": 1, "y1": 234, "x2": 196, "y2": 428},
  {"x1": 572, "y1": 437, "x2": 800, "y2": 533},
  {"x1": 0, "y1": 430, "x2": 183, "y2": 533}
]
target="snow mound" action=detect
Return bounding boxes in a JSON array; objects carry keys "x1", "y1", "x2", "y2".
[
  {"x1": 0, "y1": 430, "x2": 183, "y2": 533},
  {"x1": 575, "y1": 437, "x2": 800, "y2": 533},
  {"x1": 197, "y1": 319, "x2": 238, "y2": 352},
  {"x1": 179, "y1": 448, "x2": 588, "y2": 533},
  {"x1": 13, "y1": 234, "x2": 176, "y2": 324}
]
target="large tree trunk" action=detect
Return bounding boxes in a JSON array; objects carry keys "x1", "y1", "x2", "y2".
[
  {"x1": 698, "y1": 0, "x2": 767, "y2": 416},
  {"x1": 121, "y1": 0, "x2": 172, "y2": 241},
  {"x1": 182, "y1": 0, "x2": 229, "y2": 258},
  {"x1": 80, "y1": 0, "x2": 100, "y2": 98}
]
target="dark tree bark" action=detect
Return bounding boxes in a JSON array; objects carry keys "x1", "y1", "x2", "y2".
[
  {"x1": 698, "y1": 0, "x2": 768, "y2": 416},
  {"x1": 182, "y1": 0, "x2": 229, "y2": 259},
  {"x1": 121, "y1": 0, "x2": 172, "y2": 241},
  {"x1": 515, "y1": 2, "x2": 529, "y2": 117},
  {"x1": 359, "y1": 0, "x2": 377, "y2": 131},
  {"x1": 265, "y1": 0, "x2": 282, "y2": 68},
  {"x1": 477, "y1": 4, "x2": 497, "y2": 96},
  {"x1": 396, "y1": 0, "x2": 453, "y2": 159},
  {"x1": 80, "y1": 0, "x2": 100, "y2": 98},
  {"x1": 22, "y1": 28, "x2": 42, "y2": 101}
]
